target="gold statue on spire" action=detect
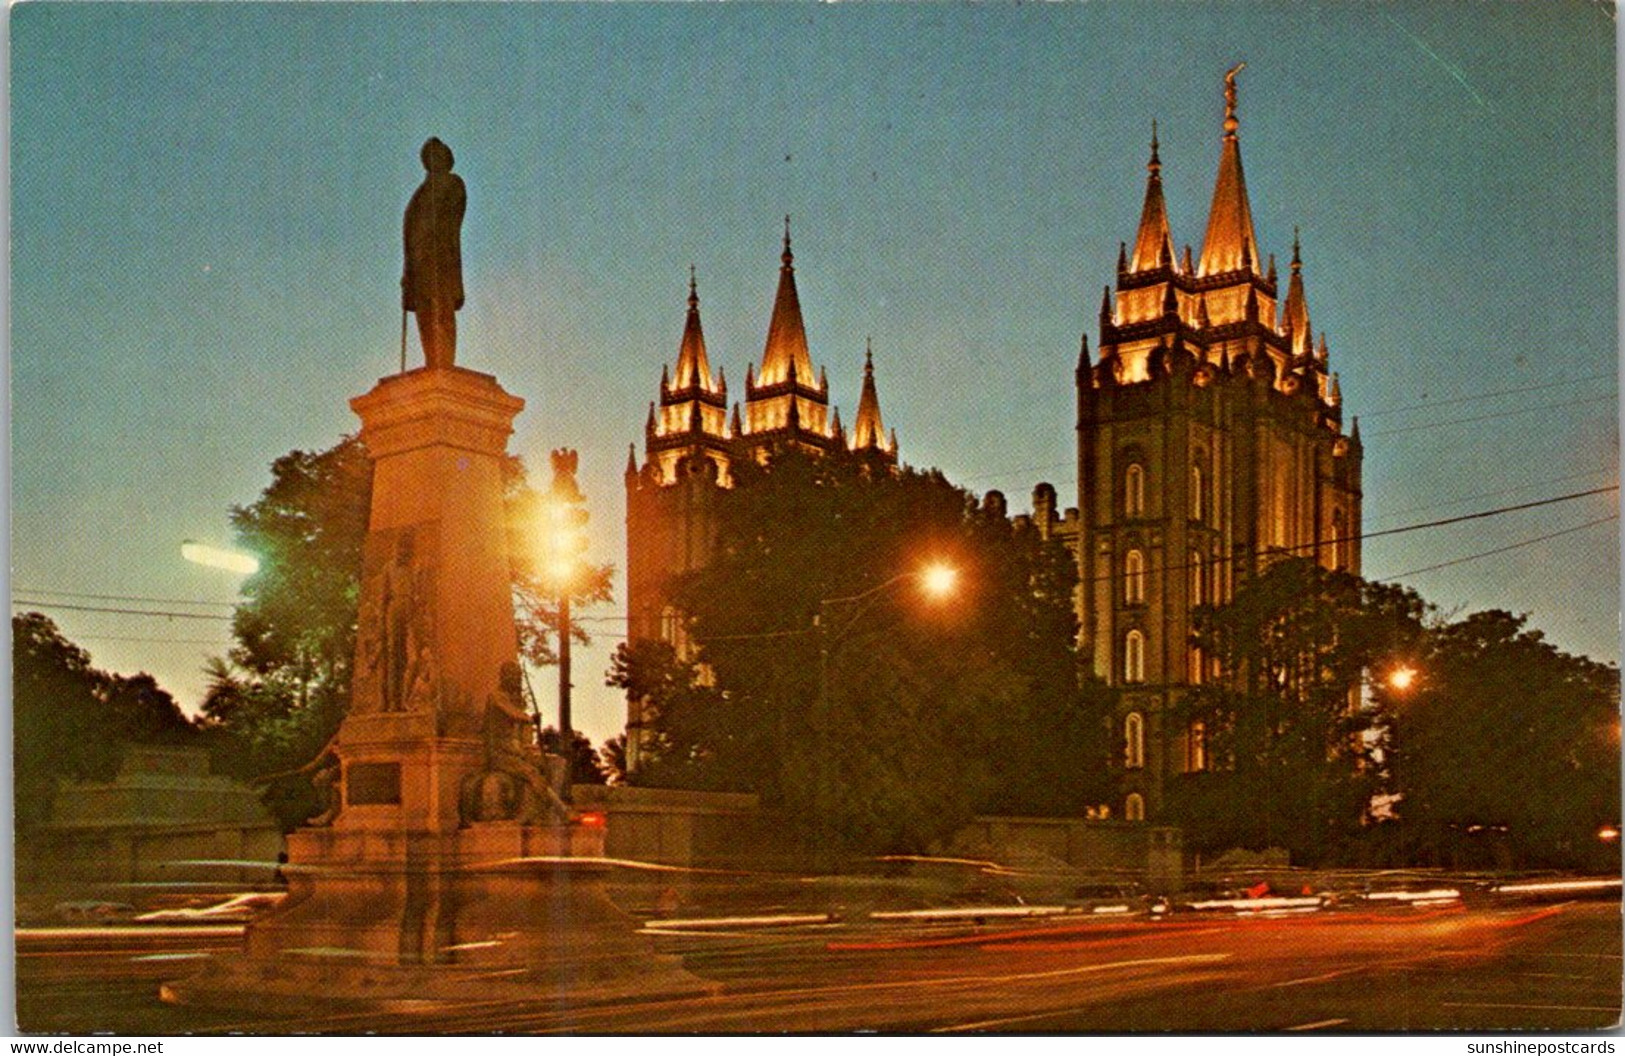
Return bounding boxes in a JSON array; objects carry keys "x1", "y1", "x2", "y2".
[{"x1": 1224, "y1": 63, "x2": 1247, "y2": 135}]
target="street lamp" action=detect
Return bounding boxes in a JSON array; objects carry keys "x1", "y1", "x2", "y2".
[
  {"x1": 1386, "y1": 665, "x2": 1418, "y2": 692},
  {"x1": 181, "y1": 540, "x2": 260, "y2": 576},
  {"x1": 540, "y1": 448, "x2": 589, "y2": 801},
  {"x1": 811, "y1": 562, "x2": 958, "y2": 871}
]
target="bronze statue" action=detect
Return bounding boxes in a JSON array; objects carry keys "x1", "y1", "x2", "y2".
[{"x1": 402, "y1": 137, "x2": 467, "y2": 369}]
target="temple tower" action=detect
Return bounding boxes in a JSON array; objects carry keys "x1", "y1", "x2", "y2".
[
  {"x1": 624, "y1": 223, "x2": 897, "y2": 768},
  {"x1": 1077, "y1": 69, "x2": 1362, "y2": 820}
]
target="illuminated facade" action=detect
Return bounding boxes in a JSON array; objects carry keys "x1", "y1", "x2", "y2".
[
  {"x1": 1074, "y1": 73, "x2": 1362, "y2": 819},
  {"x1": 624, "y1": 224, "x2": 897, "y2": 763}
]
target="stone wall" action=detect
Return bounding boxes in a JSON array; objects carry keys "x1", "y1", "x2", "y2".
[
  {"x1": 16, "y1": 745, "x2": 284, "y2": 894},
  {"x1": 576, "y1": 785, "x2": 1182, "y2": 891}
]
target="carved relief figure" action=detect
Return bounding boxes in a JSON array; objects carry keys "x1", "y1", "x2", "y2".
[{"x1": 402, "y1": 137, "x2": 466, "y2": 370}]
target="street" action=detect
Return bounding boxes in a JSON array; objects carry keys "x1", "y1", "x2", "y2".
[{"x1": 15, "y1": 894, "x2": 1620, "y2": 1034}]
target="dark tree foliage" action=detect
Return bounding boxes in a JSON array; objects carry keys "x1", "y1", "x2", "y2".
[
  {"x1": 539, "y1": 726, "x2": 609, "y2": 786},
  {"x1": 204, "y1": 435, "x2": 611, "y2": 827},
  {"x1": 14, "y1": 614, "x2": 195, "y2": 828},
  {"x1": 1168, "y1": 558, "x2": 1427, "y2": 865},
  {"x1": 1385, "y1": 610, "x2": 1620, "y2": 870},
  {"x1": 610, "y1": 448, "x2": 1105, "y2": 859}
]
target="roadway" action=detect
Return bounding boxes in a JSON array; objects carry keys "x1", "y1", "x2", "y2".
[{"x1": 15, "y1": 897, "x2": 1621, "y2": 1034}]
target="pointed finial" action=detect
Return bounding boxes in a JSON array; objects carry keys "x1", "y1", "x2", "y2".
[
  {"x1": 1197, "y1": 293, "x2": 1211, "y2": 329},
  {"x1": 865, "y1": 337, "x2": 874, "y2": 373},
  {"x1": 1351, "y1": 415, "x2": 1361, "y2": 441},
  {"x1": 1117, "y1": 241, "x2": 1128, "y2": 273},
  {"x1": 1077, "y1": 332, "x2": 1091, "y2": 372},
  {"x1": 1223, "y1": 62, "x2": 1246, "y2": 138},
  {"x1": 1267, "y1": 253, "x2": 1277, "y2": 284},
  {"x1": 1291, "y1": 226, "x2": 1303, "y2": 270},
  {"x1": 1148, "y1": 119, "x2": 1161, "y2": 173},
  {"x1": 688, "y1": 264, "x2": 699, "y2": 308},
  {"x1": 782, "y1": 215, "x2": 793, "y2": 267},
  {"x1": 717, "y1": 364, "x2": 728, "y2": 393},
  {"x1": 626, "y1": 442, "x2": 638, "y2": 475},
  {"x1": 1318, "y1": 332, "x2": 1328, "y2": 360},
  {"x1": 1183, "y1": 244, "x2": 1194, "y2": 272},
  {"x1": 645, "y1": 401, "x2": 657, "y2": 434},
  {"x1": 731, "y1": 402, "x2": 743, "y2": 437}
]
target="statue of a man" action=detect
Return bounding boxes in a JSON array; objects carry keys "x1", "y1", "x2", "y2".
[{"x1": 402, "y1": 137, "x2": 466, "y2": 369}]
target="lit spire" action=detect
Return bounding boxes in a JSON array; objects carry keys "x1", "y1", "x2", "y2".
[
  {"x1": 671, "y1": 265, "x2": 718, "y2": 392},
  {"x1": 758, "y1": 216, "x2": 816, "y2": 386},
  {"x1": 1280, "y1": 227, "x2": 1312, "y2": 356},
  {"x1": 1198, "y1": 64, "x2": 1261, "y2": 277},
  {"x1": 851, "y1": 339, "x2": 892, "y2": 454},
  {"x1": 1129, "y1": 120, "x2": 1177, "y2": 273}
]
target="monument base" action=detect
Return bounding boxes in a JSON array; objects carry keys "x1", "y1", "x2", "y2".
[{"x1": 161, "y1": 821, "x2": 712, "y2": 1013}]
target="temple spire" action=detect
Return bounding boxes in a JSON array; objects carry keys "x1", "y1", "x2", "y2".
[
  {"x1": 1280, "y1": 226, "x2": 1312, "y2": 355},
  {"x1": 759, "y1": 217, "x2": 816, "y2": 386},
  {"x1": 1198, "y1": 64, "x2": 1262, "y2": 277},
  {"x1": 672, "y1": 266, "x2": 718, "y2": 392},
  {"x1": 1129, "y1": 120, "x2": 1177, "y2": 273},
  {"x1": 851, "y1": 339, "x2": 893, "y2": 454}
]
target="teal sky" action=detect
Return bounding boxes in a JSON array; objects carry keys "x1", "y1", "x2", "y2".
[{"x1": 11, "y1": 3, "x2": 1618, "y2": 746}]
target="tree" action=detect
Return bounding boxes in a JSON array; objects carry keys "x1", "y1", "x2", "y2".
[
  {"x1": 13, "y1": 613, "x2": 194, "y2": 828},
  {"x1": 538, "y1": 726, "x2": 608, "y2": 786},
  {"x1": 615, "y1": 447, "x2": 1105, "y2": 859},
  {"x1": 1169, "y1": 558, "x2": 1427, "y2": 865},
  {"x1": 1386, "y1": 609, "x2": 1620, "y2": 870},
  {"x1": 204, "y1": 435, "x2": 611, "y2": 821}
]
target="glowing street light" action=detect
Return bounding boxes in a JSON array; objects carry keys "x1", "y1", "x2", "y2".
[
  {"x1": 921, "y1": 563, "x2": 958, "y2": 599},
  {"x1": 1386, "y1": 666, "x2": 1418, "y2": 692},
  {"x1": 181, "y1": 540, "x2": 259, "y2": 576}
]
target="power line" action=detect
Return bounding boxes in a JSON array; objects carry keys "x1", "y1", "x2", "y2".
[
  {"x1": 1080, "y1": 485, "x2": 1619, "y2": 588},
  {"x1": 13, "y1": 587, "x2": 237, "y2": 609},
  {"x1": 958, "y1": 372, "x2": 1618, "y2": 488},
  {"x1": 10, "y1": 599, "x2": 235, "y2": 622},
  {"x1": 1366, "y1": 392, "x2": 1616, "y2": 438},
  {"x1": 1369, "y1": 470, "x2": 1616, "y2": 527},
  {"x1": 73, "y1": 635, "x2": 234, "y2": 647},
  {"x1": 1382, "y1": 515, "x2": 1618, "y2": 579},
  {"x1": 1359, "y1": 372, "x2": 1616, "y2": 418}
]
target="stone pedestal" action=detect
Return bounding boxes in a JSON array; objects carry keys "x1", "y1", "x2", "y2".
[{"x1": 164, "y1": 367, "x2": 704, "y2": 1012}]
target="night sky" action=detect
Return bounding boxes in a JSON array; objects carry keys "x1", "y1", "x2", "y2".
[{"x1": 11, "y1": 3, "x2": 1618, "y2": 747}]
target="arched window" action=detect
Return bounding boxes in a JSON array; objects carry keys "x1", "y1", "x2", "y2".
[
  {"x1": 1189, "y1": 550, "x2": 1204, "y2": 606},
  {"x1": 1124, "y1": 549, "x2": 1146, "y2": 605},
  {"x1": 1190, "y1": 459, "x2": 1206, "y2": 522},
  {"x1": 1124, "y1": 463, "x2": 1145, "y2": 518},
  {"x1": 1124, "y1": 712, "x2": 1145, "y2": 769},
  {"x1": 1188, "y1": 644, "x2": 1205, "y2": 685},
  {"x1": 1187, "y1": 720, "x2": 1207, "y2": 772},
  {"x1": 1125, "y1": 793, "x2": 1146, "y2": 822},
  {"x1": 1124, "y1": 630, "x2": 1146, "y2": 684}
]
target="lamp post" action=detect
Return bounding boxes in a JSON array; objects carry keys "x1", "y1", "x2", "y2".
[
  {"x1": 810, "y1": 563, "x2": 957, "y2": 872},
  {"x1": 543, "y1": 448, "x2": 589, "y2": 801}
]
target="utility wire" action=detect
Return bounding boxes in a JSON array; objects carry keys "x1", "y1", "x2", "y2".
[
  {"x1": 1381, "y1": 515, "x2": 1617, "y2": 579},
  {"x1": 959, "y1": 372, "x2": 1618, "y2": 487},
  {"x1": 1366, "y1": 392, "x2": 1616, "y2": 437},
  {"x1": 13, "y1": 587, "x2": 237, "y2": 609},
  {"x1": 1080, "y1": 486, "x2": 1618, "y2": 588},
  {"x1": 1358, "y1": 371, "x2": 1615, "y2": 418},
  {"x1": 73, "y1": 635, "x2": 234, "y2": 647},
  {"x1": 10, "y1": 599, "x2": 235, "y2": 622},
  {"x1": 1370, "y1": 470, "x2": 1616, "y2": 526}
]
